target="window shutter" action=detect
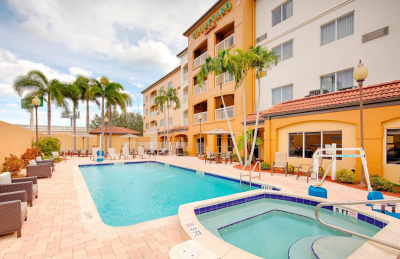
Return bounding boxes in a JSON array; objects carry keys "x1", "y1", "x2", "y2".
[
  {"x1": 321, "y1": 21, "x2": 335, "y2": 46},
  {"x1": 282, "y1": 40, "x2": 293, "y2": 61},
  {"x1": 272, "y1": 6, "x2": 282, "y2": 27},
  {"x1": 337, "y1": 13, "x2": 354, "y2": 40}
]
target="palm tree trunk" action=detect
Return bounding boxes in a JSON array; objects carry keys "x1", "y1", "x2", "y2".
[
  {"x1": 86, "y1": 100, "x2": 89, "y2": 149},
  {"x1": 248, "y1": 76, "x2": 261, "y2": 164},
  {"x1": 73, "y1": 105, "x2": 76, "y2": 150},
  {"x1": 47, "y1": 94, "x2": 51, "y2": 136},
  {"x1": 219, "y1": 82, "x2": 242, "y2": 166},
  {"x1": 164, "y1": 101, "x2": 166, "y2": 148},
  {"x1": 242, "y1": 70, "x2": 247, "y2": 165},
  {"x1": 101, "y1": 97, "x2": 105, "y2": 151},
  {"x1": 167, "y1": 104, "x2": 169, "y2": 150},
  {"x1": 109, "y1": 106, "x2": 112, "y2": 149}
]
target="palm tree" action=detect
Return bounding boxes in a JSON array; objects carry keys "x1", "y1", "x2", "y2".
[
  {"x1": 63, "y1": 83, "x2": 81, "y2": 150},
  {"x1": 197, "y1": 49, "x2": 242, "y2": 165},
  {"x1": 237, "y1": 129, "x2": 263, "y2": 163},
  {"x1": 13, "y1": 70, "x2": 68, "y2": 135},
  {"x1": 247, "y1": 45, "x2": 278, "y2": 164},
  {"x1": 164, "y1": 88, "x2": 180, "y2": 148},
  {"x1": 155, "y1": 90, "x2": 168, "y2": 147},
  {"x1": 77, "y1": 76, "x2": 101, "y2": 148},
  {"x1": 225, "y1": 49, "x2": 251, "y2": 165}
]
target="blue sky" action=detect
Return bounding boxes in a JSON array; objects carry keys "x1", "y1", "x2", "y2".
[{"x1": 0, "y1": 0, "x2": 215, "y2": 127}]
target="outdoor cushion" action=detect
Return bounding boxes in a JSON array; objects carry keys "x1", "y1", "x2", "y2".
[
  {"x1": 32, "y1": 184, "x2": 38, "y2": 197},
  {"x1": 36, "y1": 157, "x2": 42, "y2": 161},
  {"x1": 0, "y1": 172, "x2": 11, "y2": 184},
  {"x1": 29, "y1": 160, "x2": 37, "y2": 166},
  {"x1": 21, "y1": 202, "x2": 27, "y2": 222}
]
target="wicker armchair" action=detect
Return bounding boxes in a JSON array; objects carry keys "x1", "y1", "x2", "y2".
[
  {"x1": 78, "y1": 149, "x2": 88, "y2": 157},
  {"x1": 0, "y1": 191, "x2": 28, "y2": 238},
  {"x1": 27, "y1": 163, "x2": 52, "y2": 178},
  {"x1": 205, "y1": 152, "x2": 216, "y2": 164},
  {"x1": 0, "y1": 176, "x2": 38, "y2": 207},
  {"x1": 36, "y1": 157, "x2": 55, "y2": 171},
  {"x1": 220, "y1": 151, "x2": 233, "y2": 164}
]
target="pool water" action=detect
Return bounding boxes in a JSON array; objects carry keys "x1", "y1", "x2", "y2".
[
  {"x1": 79, "y1": 162, "x2": 258, "y2": 226},
  {"x1": 198, "y1": 199, "x2": 380, "y2": 259}
]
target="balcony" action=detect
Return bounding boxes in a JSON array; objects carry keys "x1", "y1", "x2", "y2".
[
  {"x1": 183, "y1": 72, "x2": 188, "y2": 83},
  {"x1": 150, "y1": 96, "x2": 156, "y2": 105},
  {"x1": 194, "y1": 51, "x2": 208, "y2": 69},
  {"x1": 183, "y1": 118, "x2": 188, "y2": 126},
  {"x1": 193, "y1": 81, "x2": 208, "y2": 96},
  {"x1": 215, "y1": 105, "x2": 234, "y2": 120},
  {"x1": 215, "y1": 33, "x2": 235, "y2": 54},
  {"x1": 150, "y1": 126, "x2": 157, "y2": 132},
  {"x1": 150, "y1": 110, "x2": 157, "y2": 117},
  {"x1": 193, "y1": 111, "x2": 207, "y2": 124},
  {"x1": 215, "y1": 72, "x2": 234, "y2": 87},
  {"x1": 183, "y1": 95, "x2": 188, "y2": 104}
]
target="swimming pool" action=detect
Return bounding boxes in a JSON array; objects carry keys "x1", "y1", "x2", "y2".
[
  {"x1": 79, "y1": 162, "x2": 264, "y2": 226},
  {"x1": 196, "y1": 195, "x2": 383, "y2": 259}
]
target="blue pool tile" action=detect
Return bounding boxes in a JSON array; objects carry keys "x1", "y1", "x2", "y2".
[
  {"x1": 310, "y1": 201, "x2": 319, "y2": 206},
  {"x1": 194, "y1": 209, "x2": 200, "y2": 215},
  {"x1": 212, "y1": 205, "x2": 217, "y2": 211},
  {"x1": 200, "y1": 207, "x2": 206, "y2": 214},
  {"x1": 290, "y1": 197, "x2": 297, "y2": 202},
  {"x1": 276, "y1": 195, "x2": 283, "y2": 200},
  {"x1": 358, "y1": 214, "x2": 366, "y2": 221},
  {"x1": 283, "y1": 196, "x2": 291, "y2": 201},
  {"x1": 296, "y1": 198, "x2": 304, "y2": 204},
  {"x1": 271, "y1": 194, "x2": 277, "y2": 199},
  {"x1": 383, "y1": 223, "x2": 387, "y2": 228},
  {"x1": 304, "y1": 199, "x2": 311, "y2": 205},
  {"x1": 374, "y1": 220, "x2": 384, "y2": 228},
  {"x1": 228, "y1": 201, "x2": 233, "y2": 207},
  {"x1": 365, "y1": 216, "x2": 375, "y2": 225},
  {"x1": 323, "y1": 206, "x2": 333, "y2": 211},
  {"x1": 205, "y1": 206, "x2": 211, "y2": 212},
  {"x1": 265, "y1": 193, "x2": 271, "y2": 198}
]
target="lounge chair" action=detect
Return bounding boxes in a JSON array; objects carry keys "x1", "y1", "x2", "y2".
[
  {"x1": 68, "y1": 148, "x2": 78, "y2": 157},
  {"x1": 205, "y1": 152, "x2": 216, "y2": 164},
  {"x1": 0, "y1": 190, "x2": 28, "y2": 238},
  {"x1": 36, "y1": 157, "x2": 55, "y2": 171},
  {"x1": 0, "y1": 172, "x2": 38, "y2": 207},
  {"x1": 107, "y1": 148, "x2": 120, "y2": 160},
  {"x1": 159, "y1": 148, "x2": 168, "y2": 156},
  {"x1": 52, "y1": 151, "x2": 66, "y2": 163},
  {"x1": 78, "y1": 149, "x2": 88, "y2": 157},
  {"x1": 271, "y1": 152, "x2": 288, "y2": 176},
  {"x1": 27, "y1": 160, "x2": 52, "y2": 178},
  {"x1": 296, "y1": 156, "x2": 323, "y2": 183},
  {"x1": 137, "y1": 147, "x2": 149, "y2": 159},
  {"x1": 220, "y1": 151, "x2": 233, "y2": 164},
  {"x1": 120, "y1": 147, "x2": 133, "y2": 160},
  {"x1": 176, "y1": 148, "x2": 183, "y2": 156}
]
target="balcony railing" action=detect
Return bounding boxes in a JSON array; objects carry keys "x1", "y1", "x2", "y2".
[
  {"x1": 150, "y1": 126, "x2": 157, "y2": 132},
  {"x1": 150, "y1": 110, "x2": 157, "y2": 117},
  {"x1": 215, "y1": 105, "x2": 234, "y2": 120},
  {"x1": 183, "y1": 72, "x2": 188, "y2": 83},
  {"x1": 194, "y1": 51, "x2": 208, "y2": 69},
  {"x1": 150, "y1": 96, "x2": 156, "y2": 104},
  {"x1": 215, "y1": 33, "x2": 235, "y2": 54},
  {"x1": 183, "y1": 95, "x2": 188, "y2": 104},
  {"x1": 215, "y1": 72, "x2": 234, "y2": 87},
  {"x1": 194, "y1": 111, "x2": 207, "y2": 124},
  {"x1": 193, "y1": 81, "x2": 208, "y2": 95},
  {"x1": 183, "y1": 118, "x2": 188, "y2": 126}
]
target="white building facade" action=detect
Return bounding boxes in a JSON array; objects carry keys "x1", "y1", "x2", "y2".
[{"x1": 256, "y1": 0, "x2": 400, "y2": 110}]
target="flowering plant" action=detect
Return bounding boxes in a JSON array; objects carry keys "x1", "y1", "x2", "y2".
[{"x1": 2, "y1": 154, "x2": 24, "y2": 177}]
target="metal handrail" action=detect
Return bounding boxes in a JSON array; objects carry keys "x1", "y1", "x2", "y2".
[
  {"x1": 315, "y1": 199, "x2": 400, "y2": 252},
  {"x1": 248, "y1": 161, "x2": 261, "y2": 187},
  {"x1": 239, "y1": 160, "x2": 251, "y2": 184}
]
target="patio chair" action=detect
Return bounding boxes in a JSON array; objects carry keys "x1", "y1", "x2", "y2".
[
  {"x1": 271, "y1": 152, "x2": 288, "y2": 176},
  {"x1": 0, "y1": 190, "x2": 28, "y2": 238},
  {"x1": 68, "y1": 148, "x2": 78, "y2": 157},
  {"x1": 205, "y1": 152, "x2": 216, "y2": 164},
  {"x1": 52, "y1": 151, "x2": 66, "y2": 163},
  {"x1": 27, "y1": 160, "x2": 52, "y2": 178},
  {"x1": 78, "y1": 149, "x2": 88, "y2": 157},
  {"x1": 176, "y1": 148, "x2": 183, "y2": 156},
  {"x1": 120, "y1": 147, "x2": 133, "y2": 160},
  {"x1": 296, "y1": 156, "x2": 323, "y2": 183},
  {"x1": 220, "y1": 151, "x2": 233, "y2": 164},
  {"x1": 159, "y1": 148, "x2": 168, "y2": 156},
  {"x1": 36, "y1": 157, "x2": 55, "y2": 171},
  {"x1": 137, "y1": 147, "x2": 150, "y2": 159},
  {"x1": 0, "y1": 172, "x2": 38, "y2": 207},
  {"x1": 107, "y1": 148, "x2": 120, "y2": 160},
  {"x1": 60, "y1": 148, "x2": 66, "y2": 156},
  {"x1": 90, "y1": 147, "x2": 100, "y2": 161}
]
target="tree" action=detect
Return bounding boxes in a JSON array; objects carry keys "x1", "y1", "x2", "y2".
[
  {"x1": 13, "y1": 70, "x2": 68, "y2": 135},
  {"x1": 247, "y1": 45, "x2": 278, "y2": 164},
  {"x1": 236, "y1": 129, "x2": 263, "y2": 162},
  {"x1": 197, "y1": 49, "x2": 242, "y2": 165},
  {"x1": 63, "y1": 83, "x2": 81, "y2": 150},
  {"x1": 89, "y1": 111, "x2": 143, "y2": 135},
  {"x1": 164, "y1": 88, "x2": 180, "y2": 146},
  {"x1": 77, "y1": 75, "x2": 101, "y2": 148},
  {"x1": 225, "y1": 49, "x2": 251, "y2": 165},
  {"x1": 155, "y1": 90, "x2": 168, "y2": 147}
]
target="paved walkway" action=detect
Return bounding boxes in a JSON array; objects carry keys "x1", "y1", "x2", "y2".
[{"x1": 0, "y1": 155, "x2": 395, "y2": 259}]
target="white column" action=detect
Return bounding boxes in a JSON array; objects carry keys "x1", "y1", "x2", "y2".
[
  {"x1": 30, "y1": 108, "x2": 34, "y2": 131},
  {"x1": 331, "y1": 143, "x2": 337, "y2": 180}
]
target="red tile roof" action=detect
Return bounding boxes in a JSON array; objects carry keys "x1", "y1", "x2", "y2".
[
  {"x1": 90, "y1": 127, "x2": 140, "y2": 135},
  {"x1": 244, "y1": 113, "x2": 263, "y2": 123},
  {"x1": 263, "y1": 80, "x2": 400, "y2": 116},
  {"x1": 158, "y1": 126, "x2": 188, "y2": 134}
]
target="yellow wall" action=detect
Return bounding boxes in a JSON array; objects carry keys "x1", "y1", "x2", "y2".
[{"x1": 382, "y1": 117, "x2": 400, "y2": 182}]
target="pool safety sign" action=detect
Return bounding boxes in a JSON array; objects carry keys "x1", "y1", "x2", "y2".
[
  {"x1": 333, "y1": 206, "x2": 358, "y2": 218},
  {"x1": 186, "y1": 223, "x2": 203, "y2": 237}
]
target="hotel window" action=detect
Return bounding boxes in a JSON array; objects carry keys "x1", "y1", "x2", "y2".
[
  {"x1": 146, "y1": 109, "x2": 149, "y2": 115},
  {"x1": 321, "y1": 13, "x2": 354, "y2": 46},
  {"x1": 272, "y1": 40, "x2": 293, "y2": 62},
  {"x1": 160, "y1": 86, "x2": 164, "y2": 94},
  {"x1": 146, "y1": 123, "x2": 149, "y2": 129},
  {"x1": 272, "y1": 84, "x2": 293, "y2": 106},
  {"x1": 160, "y1": 119, "x2": 164, "y2": 127},
  {"x1": 169, "y1": 117, "x2": 173, "y2": 125},
  {"x1": 146, "y1": 95, "x2": 149, "y2": 102},
  {"x1": 227, "y1": 135, "x2": 234, "y2": 152},
  {"x1": 217, "y1": 135, "x2": 222, "y2": 153},
  {"x1": 289, "y1": 131, "x2": 342, "y2": 159},
  {"x1": 386, "y1": 129, "x2": 400, "y2": 165},
  {"x1": 321, "y1": 69, "x2": 354, "y2": 94},
  {"x1": 272, "y1": 0, "x2": 293, "y2": 27},
  {"x1": 168, "y1": 82, "x2": 173, "y2": 90}
]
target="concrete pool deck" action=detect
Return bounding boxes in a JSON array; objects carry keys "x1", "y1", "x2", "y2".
[{"x1": 0, "y1": 155, "x2": 398, "y2": 259}]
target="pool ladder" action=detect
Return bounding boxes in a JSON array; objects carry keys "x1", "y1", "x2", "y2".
[{"x1": 240, "y1": 160, "x2": 261, "y2": 187}]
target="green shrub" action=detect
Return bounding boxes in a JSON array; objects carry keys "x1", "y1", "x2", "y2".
[
  {"x1": 288, "y1": 164, "x2": 296, "y2": 173},
  {"x1": 183, "y1": 150, "x2": 188, "y2": 156},
  {"x1": 318, "y1": 167, "x2": 325, "y2": 178},
  {"x1": 2, "y1": 154, "x2": 24, "y2": 177},
  {"x1": 32, "y1": 136, "x2": 61, "y2": 156},
  {"x1": 232, "y1": 153, "x2": 238, "y2": 162},
  {"x1": 203, "y1": 153, "x2": 207, "y2": 158},
  {"x1": 336, "y1": 169, "x2": 356, "y2": 184},
  {"x1": 370, "y1": 175, "x2": 394, "y2": 192},
  {"x1": 260, "y1": 162, "x2": 270, "y2": 170}
]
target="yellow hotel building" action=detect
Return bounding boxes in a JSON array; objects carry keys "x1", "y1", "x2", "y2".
[{"x1": 142, "y1": 0, "x2": 400, "y2": 183}]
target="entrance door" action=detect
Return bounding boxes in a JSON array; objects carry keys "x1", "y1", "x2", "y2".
[{"x1": 196, "y1": 137, "x2": 205, "y2": 154}]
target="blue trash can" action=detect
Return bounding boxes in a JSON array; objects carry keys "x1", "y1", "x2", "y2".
[{"x1": 308, "y1": 186, "x2": 327, "y2": 199}]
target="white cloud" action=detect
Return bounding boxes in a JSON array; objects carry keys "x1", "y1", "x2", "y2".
[
  {"x1": 6, "y1": 103, "x2": 19, "y2": 108},
  {"x1": 68, "y1": 66, "x2": 92, "y2": 77},
  {"x1": 129, "y1": 77, "x2": 145, "y2": 88}
]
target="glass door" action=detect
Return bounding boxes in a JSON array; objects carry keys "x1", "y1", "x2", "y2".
[{"x1": 196, "y1": 137, "x2": 204, "y2": 154}]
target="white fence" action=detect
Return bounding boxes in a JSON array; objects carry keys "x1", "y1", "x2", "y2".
[
  {"x1": 150, "y1": 126, "x2": 157, "y2": 132},
  {"x1": 193, "y1": 81, "x2": 208, "y2": 95},
  {"x1": 215, "y1": 72, "x2": 234, "y2": 87},
  {"x1": 194, "y1": 51, "x2": 208, "y2": 69},
  {"x1": 215, "y1": 34, "x2": 235, "y2": 54},
  {"x1": 215, "y1": 105, "x2": 235, "y2": 120},
  {"x1": 123, "y1": 142, "x2": 188, "y2": 154},
  {"x1": 150, "y1": 110, "x2": 157, "y2": 117},
  {"x1": 194, "y1": 111, "x2": 207, "y2": 124},
  {"x1": 150, "y1": 96, "x2": 156, "y2": 104}
]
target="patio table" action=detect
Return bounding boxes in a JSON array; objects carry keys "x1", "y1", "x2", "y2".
[{"x1": 213, "y1": 152, "x2": 225, "y2": 164}]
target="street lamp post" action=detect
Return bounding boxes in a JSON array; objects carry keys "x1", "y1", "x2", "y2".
[
  {"x1": 353, "y1": 60, "x2": 368, "y2": 186},
  {"x1": 32, "y1": 96, "x2": 41, "y2": 157},
  {"x1": 198, "y1": 114, "x2": 203, "y2": 155},
  {"x1": 104, "y1": 117, "x2": 109, "y2": 152}
]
